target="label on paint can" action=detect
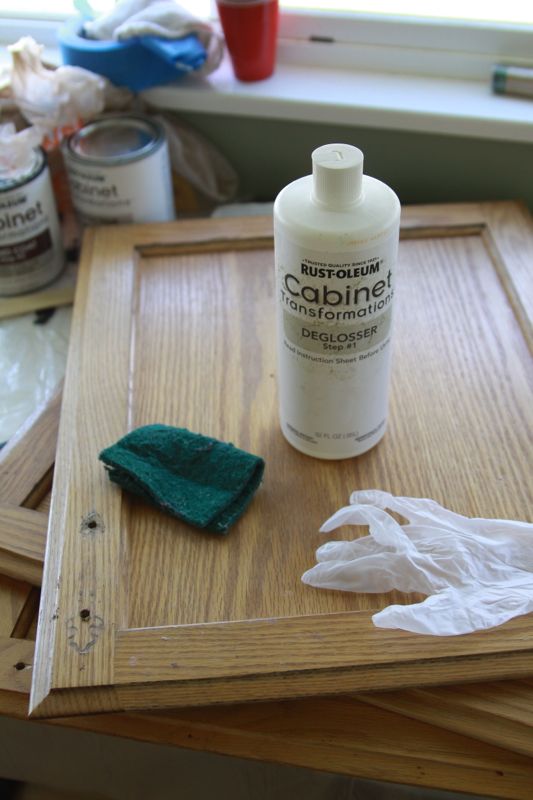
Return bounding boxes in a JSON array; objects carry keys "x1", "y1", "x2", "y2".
[
  {"x1": 0, "y1": 149, "x2": 65, "y2": 297},
  {"x1": 64, "y1": 115, "x2": 176, "y2": 225}
]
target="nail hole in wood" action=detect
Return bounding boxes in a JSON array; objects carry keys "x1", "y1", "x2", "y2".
[
  {"x1": 80, "y1": 512, "x2": 105, "y2": 536},
  {"x1": 80, "y1": 609, "x2": 91, "y2": 620}
]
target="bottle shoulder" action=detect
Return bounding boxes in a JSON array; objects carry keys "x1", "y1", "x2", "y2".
[{"x1": 274, "y1": 174, "x2": 400, "y2": 249}]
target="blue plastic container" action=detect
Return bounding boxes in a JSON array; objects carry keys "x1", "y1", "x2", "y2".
[{"x1": 58, "y1": 17, "x2": 207, "y2": 92}]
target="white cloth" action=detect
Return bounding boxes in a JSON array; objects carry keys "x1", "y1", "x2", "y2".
[
  {"x1": 84, "y1": 0, "x2": 224, "y2": 75},
  {"x1": 302, "y1": 489, "x2": 533, "y2": 636}
]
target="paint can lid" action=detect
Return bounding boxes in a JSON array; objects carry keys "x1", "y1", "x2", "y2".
[
  {"x1": 0, "y1": 147, "x2": 44, "y2": 191},
  {"x1": 67, "y1": 115, "x2": 163, "y2": 165}
]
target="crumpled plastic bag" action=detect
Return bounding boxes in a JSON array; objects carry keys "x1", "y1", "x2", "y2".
[
  {"x1": 83, "y1": 0, "x2": 224, "y2": 76},
  {"x1": 3, "y1": 36, "x2": 237, "y2": 208},
  {"x1": 8, "y1": 37, "x2": 107, "y2": 136},
  {"x1": 154, "y1": 112, "x2": 238, "y2": 204},
  {"x1": 301, "y1": 489, "x2": 533, "y2": 636},
  {"x1": 0, "y1": 308, "x2": 71, "y2": 446}
]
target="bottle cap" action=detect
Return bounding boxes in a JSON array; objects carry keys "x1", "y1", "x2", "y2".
[{"x1": 311, "y1": 143, "x2": 363, "y2": 209}]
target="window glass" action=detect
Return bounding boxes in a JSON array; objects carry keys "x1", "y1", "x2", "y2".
[
  {"x1": 0, "y1": 1, "x2": 211, "y2": 19},
  {"x1": 282, "y1": 0, "x2": 533, "y2": 25},
  {"x1": 2, "y1": 0, "x2": 533, "y2": 24}
]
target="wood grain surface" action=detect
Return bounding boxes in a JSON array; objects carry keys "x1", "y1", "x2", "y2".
[
  {"x1": 0, "y1": 263, "x2": 76, "y2": 321},
  {"x1": 0, "y1": 578, "x2": 33, "y2": 638},
  {"x1": 0, "y1": 384, "x2": 62, "y2": 640},
  {"x1": 0, "y1": 382, "x2": 62, "y2": 509},
  {"x1": 0, "y1": 506, "x2": 47, "y2": 586},
  {"x1": 5, "y1": 478, "x2": 533, "y2": 761},
  {"x1": 1, "y1": 203, "x2": 533, "y2": 799},
  {"x1": 30, "y1": 204, "x2": 533, "y2": 719},
  {"x1": 360, "y1": 679, "x2": 533, "y2": 758}
]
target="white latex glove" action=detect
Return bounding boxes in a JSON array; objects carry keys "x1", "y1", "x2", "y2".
[{"x1": 302, "y1": 490, "x2": 533, "y2": 636}]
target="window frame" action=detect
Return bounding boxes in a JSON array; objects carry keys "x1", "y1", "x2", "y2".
[
  {"x1": 1, "y1": 7, "x2": 532, "y2": 80},
  {"x1": 277, "y1": 11, "x2": 533, "y2": 79},
  {"x1": 1, "y1": 6, "x2": 533, "y2": 146}
]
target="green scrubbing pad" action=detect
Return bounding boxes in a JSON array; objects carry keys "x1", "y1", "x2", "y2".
[{"x1": 99, "y1": 424, "x2": 265, "y2": 534}]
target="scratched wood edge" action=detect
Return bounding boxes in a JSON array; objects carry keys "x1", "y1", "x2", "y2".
[
  {"x1": 28, "y1": 646, "x2": 533, "y2": 720},
  {"x1": 113, "y1": 613, "x2": 533, "y2": 683},
  {"x1": 29, "y1": 231, "x2": 99, "y2": 717},
  {"x1": 30, "y1": 224, "x2": 135, "y2": 713},
  {"x1": 29, "y1": 202, "x2": 533, "y2": 721}
]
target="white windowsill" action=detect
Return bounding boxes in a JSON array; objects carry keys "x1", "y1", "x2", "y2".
[
  {"x1": 1, "y1": 27, "x2": 532, "y2": 145},
  {"x1": 144, "y1": 55, "x2": 533, "y2": 144}
]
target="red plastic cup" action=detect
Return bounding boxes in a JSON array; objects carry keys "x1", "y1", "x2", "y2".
[{"x1": 216, "y1": 0, "x2": 279, "y2": 82}]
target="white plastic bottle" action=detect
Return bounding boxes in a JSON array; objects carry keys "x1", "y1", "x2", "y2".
[{"x1": 273, "y1": 143, "x2": 401, "y2": 459}]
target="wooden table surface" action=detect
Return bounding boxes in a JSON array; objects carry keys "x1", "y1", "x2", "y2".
[{"x1": 1, "y1": 201, "x2": 532, "y2": 799}]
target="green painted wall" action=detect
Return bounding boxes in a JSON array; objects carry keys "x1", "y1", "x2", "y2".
[{"x1": 177, "y1": 111, "x2": 533, "y2": 210}]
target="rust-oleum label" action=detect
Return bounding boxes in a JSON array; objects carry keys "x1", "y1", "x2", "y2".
[
  {"x1": 279, "y1": 245, "x2": 395, "y2": 358},
  {"x1": 275, "y1": 234, "x2": 398, "y2": 458}
]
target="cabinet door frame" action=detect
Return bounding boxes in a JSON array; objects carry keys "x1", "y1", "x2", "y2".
[{"x1": 29, "y1": 203, "x2": 533, "y2": 719}]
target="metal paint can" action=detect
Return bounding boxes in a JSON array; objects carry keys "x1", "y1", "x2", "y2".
[
  {"x1": 0, "y1": 148, "x2": 65, "y2": 297},
  {"x1": 64, "y1": 114, "x2": 175, "y2": 226}
]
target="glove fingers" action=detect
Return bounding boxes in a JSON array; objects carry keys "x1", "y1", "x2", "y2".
[
  {"x1": 321, "y1": 504, "x2": 412, "y2": 551},
  {"x1": 319, "y1": 504, "x2": 394, "y2": 532},
  {"x1": 350, "y1": 492, "x2": 533, "y2": 547},
  {"x1": 302, "y1": 553, "x2": 434, "y2": 595},
  {"x1": 373, "y1": 580, "x2": 533, "y2": 636},
  {"x1": 348, "y1": 489, "x2": 394, "y2": 508},
  {"x1": 351, "y1": 491, "x2": 471, "y2": 535},
  {"x1": 361, "y1": 512, "x2": 533, "y2": 582},
  {"x1": 315, "y1": 535, "x2": 382, "y2": 563}
]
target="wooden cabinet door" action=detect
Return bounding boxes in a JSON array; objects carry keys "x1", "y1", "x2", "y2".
[{"x1": 30, "y1": 203, "x2": 533, "y2": 718}]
